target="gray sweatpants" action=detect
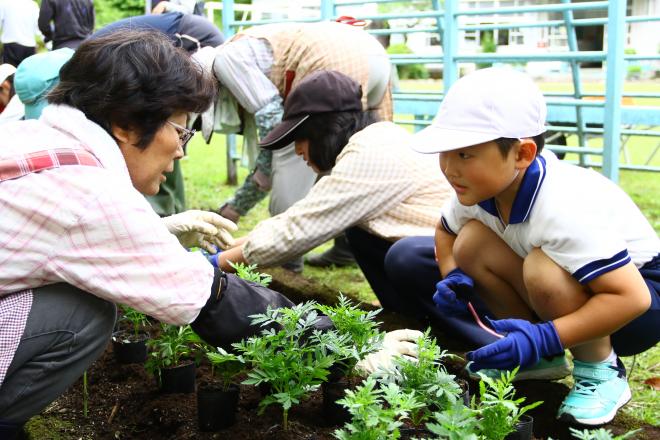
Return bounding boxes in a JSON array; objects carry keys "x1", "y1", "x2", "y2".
[{"x1": 0, "y1": 284, "x2": 116, "y2": 423}]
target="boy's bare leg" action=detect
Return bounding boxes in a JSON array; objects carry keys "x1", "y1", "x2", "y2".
[
  {"x1": 453, "y1": 220, "x2": 535, "y2": 321},
  {"x1": 523, "y1": 249, "x2": 613, "y2": 362}
]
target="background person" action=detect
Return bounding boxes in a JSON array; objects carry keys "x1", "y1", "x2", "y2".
[
  {"x1": 197, "y1": 21, "x2": 392, "y2": 271},
  {"x1": 0, "y1": 30, "x2": 296, "y2": 439},
  {"x1": 0, "y1": 63, "x2": 23, "y2": 125},
  {"x1": 0, "y1": 0, "x2": 41, "y2": 67},
  {"x1": 38, "y1": 0, "x2": 94, "y2": 50},
  {"x1": 213, "y1": 71, "x2": 452, "y2": 316}
]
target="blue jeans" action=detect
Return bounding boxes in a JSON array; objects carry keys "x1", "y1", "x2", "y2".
[{"x1": 0, "y1": 283, "x2": 116, "y2": 423}]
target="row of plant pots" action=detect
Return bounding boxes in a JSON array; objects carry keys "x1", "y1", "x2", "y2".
[{"x1": 111, "y1": 285, "x2": 539, "y2": 439}]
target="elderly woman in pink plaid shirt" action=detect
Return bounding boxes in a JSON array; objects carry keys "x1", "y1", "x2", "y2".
[{"x1": 0, "y1": 30, "x2": 303, "y2": 438}]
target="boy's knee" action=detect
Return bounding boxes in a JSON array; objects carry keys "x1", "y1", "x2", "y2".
[
  {"x1": 453, "y1": 220, "x2": 491, "y2": 268},
  {"x1": 523, "y1": 248, "x2": 582, "y2": 311}
]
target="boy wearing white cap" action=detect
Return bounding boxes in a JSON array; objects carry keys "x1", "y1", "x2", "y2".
[{"x1": 411, "y1": 67, "x2": 659, "y2": 425}]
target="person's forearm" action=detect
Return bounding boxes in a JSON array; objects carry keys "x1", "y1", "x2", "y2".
[
  {"x1": 218, "y1": 244, "x2": 247, "y2": 272},
  {"x1": 435, "y1": 223, "x2": 457, "y2": 277},
  {"x1": 554, "y1": 263, "x2": 651, "y2": 348}
]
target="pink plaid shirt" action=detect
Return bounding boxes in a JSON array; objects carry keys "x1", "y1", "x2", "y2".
[{"x1": 0, "y1": 105, "x2": 213, "y2": 386}]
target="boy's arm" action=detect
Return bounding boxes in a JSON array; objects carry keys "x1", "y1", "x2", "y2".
[
  {"x1": 435, "y1": 220, "x2": 457, "y2": 277},
  {"x1": 553, "y1": 262, "x2": 651, "y2": 348}
]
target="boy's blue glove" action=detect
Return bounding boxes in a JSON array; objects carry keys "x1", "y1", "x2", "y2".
[
  {"x1": 433, "y1": 268, "x2": 474, "y2": 315},
  {"x1": 467, "y1": 318, "x2": 564, "y2": 370}
]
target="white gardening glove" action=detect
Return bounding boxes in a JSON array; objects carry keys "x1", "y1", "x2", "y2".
[
  {"x1": 355, "y1": 329, "x2": 423, "y2": 376},
  {"x1": 162, "y1": 210, "x2": 238, "y2": 253}
]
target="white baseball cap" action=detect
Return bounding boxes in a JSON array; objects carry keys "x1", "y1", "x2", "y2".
[
  {"x1": 411, "y1": 67, "x2": 547, "y2": 154},
  {"x1": 0, "y1": 63, "x2": 16, "y2": 84}
]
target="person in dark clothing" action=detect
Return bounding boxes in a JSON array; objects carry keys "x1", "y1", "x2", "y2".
[
  {"x1": 92, "y1": 12, "x2": 224, "y2": 55},
  {"x1": 38, "y1": 0, "x2": 94, "y2": 50}
]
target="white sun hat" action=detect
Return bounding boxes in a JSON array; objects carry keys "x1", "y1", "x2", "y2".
[{"x1": 411, "y1": 67, "x2": 547, "y2": 154}]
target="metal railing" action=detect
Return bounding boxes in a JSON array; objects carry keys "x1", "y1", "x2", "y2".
[{"x1": 213, "y1": 0, "x2": 659, "y2": 182}]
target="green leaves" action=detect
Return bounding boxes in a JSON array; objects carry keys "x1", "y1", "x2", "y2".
[
  {"x1": 206, "y1": 347, "x2": 246, "y2": 391},
  {"x1": 566, "y1": 427, "x2": 642, "y2": 440},
  {"x1": 119, "y1": 305, "x2": 150, "y2": 338},
  {"x1": 232, "y1": 301, "x2": 337, "y2": 430},
  {"x1": 229, "y1": 261, "x2": 272, "y2": 287},
  {"x1": 145, "y1": 324, "x2": 198, "y2": 377},
  {"x1": 333, "y1": 378, "x2": 424, "y2": 440}
]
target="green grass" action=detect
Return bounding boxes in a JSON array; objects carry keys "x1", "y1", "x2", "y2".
[{"x1": 181, "y1": 81, "x2": 659, "y2": 424}]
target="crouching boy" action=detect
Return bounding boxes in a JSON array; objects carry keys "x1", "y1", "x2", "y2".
[{"x1": 412, "y1": 67, "x2": 659, "y2": 425}]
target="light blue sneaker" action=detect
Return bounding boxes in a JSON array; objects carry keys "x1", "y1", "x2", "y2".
[
  {"x1": 557, "y1": 358, "x2": 631, "y2": 426},
  {"x1": 466, "y1": 353, "x2": 571, "y2": 382}
]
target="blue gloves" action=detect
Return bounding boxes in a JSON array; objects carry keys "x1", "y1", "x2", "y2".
[
  {"x1": 467, "y1": 318, "x2": 564, "y2": 370},
  {"x1": 433, "y1": 268, "x2": 474, "y2": 315},
  {"x1": 201, "y1": 247, "x2": 222, "y2": 268}
]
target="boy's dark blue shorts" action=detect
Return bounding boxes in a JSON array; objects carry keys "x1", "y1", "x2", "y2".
[{"x1": 611, "y1": 254, "x2": 660, "y2": 356}]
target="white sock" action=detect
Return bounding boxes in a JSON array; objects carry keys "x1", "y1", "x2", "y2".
[{"x1": 601, "y1": 349, "x2": 618, "y2": 366}]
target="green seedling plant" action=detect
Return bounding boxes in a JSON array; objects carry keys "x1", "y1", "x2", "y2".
[
  {"x1": 116, "y1": 305, "x2": 150, "y2": 341},
  {"x1": 232, "y1": 301, "x2": 336, "y2": 430},
  {"x1": 206, "y1": 346, "x2": 246, "y2": 391},
  {"x1": 557, "y1": 427, "x2": 642, "y2": 440},
  {"x1": 476, "y1": 368, "x2": 542, "y2": 440},
  {"x1": 422, "y1": 401, "x2": 481, "y2": 440},
  {"x1": 145, "y1": 324, "x2": 197, "y2": 383},
  {"x1": 317, "y1": 294, "x2": 384, "y2": 378},
  {"x1": 228, "y1": 261, "x2": 272, "y2": 286},
  {"x1": 333, "y1": 377, "x2": 424, "y2": 440},
  {"x1": 377, "y1": 329, "x2": 462, "y2": 426}
]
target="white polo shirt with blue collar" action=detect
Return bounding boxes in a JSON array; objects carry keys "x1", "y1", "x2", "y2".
[{"x1": 440, "y1": 150, "x2": 659, "y2": 284}]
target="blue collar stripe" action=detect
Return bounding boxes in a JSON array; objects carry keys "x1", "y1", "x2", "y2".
[
  {"x1": 573, "y1": 249, "x2": 631, "y2": 284},
  {"x1": 477, "y1": 155, "x2": 547, "y2": 224},
  {"x1": 440, "y1": 216, "x2": 456, "y2": 235}
]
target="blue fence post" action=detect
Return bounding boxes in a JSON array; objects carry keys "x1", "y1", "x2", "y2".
[
  {"x1": 320, "y1": 0, "x2": 335, "y2": 21},
  {"x1": 443, "y1": 0, "x2": 458, "y2": 92},
  {"x1": 603, "y1": 0, "x2": 626, "y2": 182},
  {"x1": 561, "y1": 0, "x2": 587, "y2": 166}
]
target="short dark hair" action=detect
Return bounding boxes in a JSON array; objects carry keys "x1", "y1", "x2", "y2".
[
  {"x1": 295, "y1": 110, "x2": 379, "y2": 172},
  {"x1": 1, "y1": 74, "x2": 15, "y2": 97},
  {"x1": 48, "y1": 30, "x2": 216, "y2": 148},
  {"x1": 494, "y1": 134, "x2": 545, "y2": 158}
]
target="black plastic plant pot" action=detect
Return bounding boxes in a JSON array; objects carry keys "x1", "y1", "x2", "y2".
[
  {"x1": 111, "y1": 331, "x2": 149, "y2": 364},
  {"x1": 197, "y1": 384, "x2": 240, "y2": 431},
  {"x1": 160, "y1": 361, "x2": 196, "y2": 394},
  {"x1": 504, "y1": 414, "x2": 533, "y2": 440},
  {"x1": 400, "y1": 427, "x2": 431, "y2": 439},
  {"x1": 322, "y1": 380, "x2": 352, "y2": 425}
]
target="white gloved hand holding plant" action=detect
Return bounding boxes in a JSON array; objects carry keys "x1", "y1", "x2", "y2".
[
  {"x1": 162, "y1": 210, "x2": 238, "y2": 253},
  {"x1": 356, "y1": 329, "x2": 423, "y2": 376}
]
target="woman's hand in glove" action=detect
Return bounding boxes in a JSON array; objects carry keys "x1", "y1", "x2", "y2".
[
  {"x1": 356, "y1": 329, "x2": 423, "y2": 376},
  {"x1": 162, "y1": 210, "x2": 238, "y2": 253}
]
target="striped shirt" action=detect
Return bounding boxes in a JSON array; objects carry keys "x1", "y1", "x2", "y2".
[
  {"x1": 0, "y1": 104, "x2": 213, "y2": 386},
  {"x1": 243, "y1": 122, "x2": 453, "y2": 266}
]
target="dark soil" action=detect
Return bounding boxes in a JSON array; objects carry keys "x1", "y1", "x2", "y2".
[{"x1": 25, "y1": 272, "x2": 660, "y2": 439}]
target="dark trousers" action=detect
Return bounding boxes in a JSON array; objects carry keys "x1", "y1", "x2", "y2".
[
  {"x1": 1, "y1": 43, "x2": 35, "y2": 67},
  {"x1": 0, "y1": 284, "x2": 116, "y2": 423},
  {"x1": 347, "y1": 230, "x2": 500, "y2": 348}
]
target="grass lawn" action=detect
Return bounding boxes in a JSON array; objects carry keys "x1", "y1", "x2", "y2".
[{"x1": 181, "y1": 79, "x2": 659, "y2": 425}]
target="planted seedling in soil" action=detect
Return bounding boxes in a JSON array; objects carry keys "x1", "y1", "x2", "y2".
[
  {"x1": 317, "y1": 294, "x2": 384, "y2": 380},
  {"x1": 333, "y1": 377, "x2": 424, "y2": 440},
  {"x1": 229, "y1": 261, "x2": 272, "y2": 287},
  {"x1": 232, "y1": 301, "x2": 336, "y2": 431},
  {"x1": 146, "y1": 324, "x2": 198, "y2": 393},
  {"x1": 476, "y1": 368, "x2": 543, "y2": 440},
  {"x1": 198, "y1": 346, "x2": 247, "y2": 430},
  {"x1": 423, "y1": 401, "x2": 482, "y2": 440},
  {"x1": 376, "y1": 329, "x2": 462, "y2": 427},
  {"x1": 112, "y1": 306, "x2": 151, "y2": 363}
]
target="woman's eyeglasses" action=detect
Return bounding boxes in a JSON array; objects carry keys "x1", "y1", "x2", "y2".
[{"x1": 167, "y1": 120, "x2": 196, "y2": 147}]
